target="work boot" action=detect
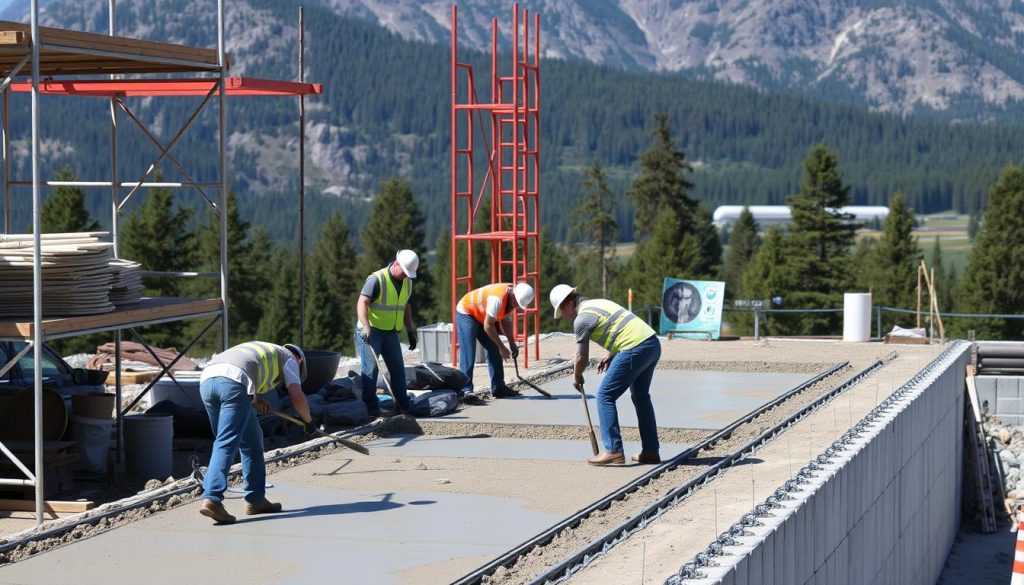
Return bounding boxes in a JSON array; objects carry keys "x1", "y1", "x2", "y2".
[
  {"x1": 631, "y1": 452, "x2": 661, "y2": 464},
  {"x1": 587, "y1": 451, "x2": 625, "y2": 466},
  {"x1": 492, "y1": 384, "x2": 520, "y2": 399},
  {"x1": 367, "y1": 406, "x2": 383, "y2": 418},
  {"x1": 199, "y1": 499, "x2": 236, "y2": 524},
  {"x1": 246, "y1": 498, "x2": 283, "y2": 515}
]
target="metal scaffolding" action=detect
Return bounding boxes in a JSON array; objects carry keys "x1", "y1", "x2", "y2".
[
  {"x1": 450, "y1": 3, "x2": 541, "y2": 367},
  {"x1": 0, "y1": 0, "x2": 320, "y2": 524}
]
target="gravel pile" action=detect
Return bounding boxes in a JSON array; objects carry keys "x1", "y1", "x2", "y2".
[{"x1": 986, "y1": 417, "x2": 1024, "y2": 509}]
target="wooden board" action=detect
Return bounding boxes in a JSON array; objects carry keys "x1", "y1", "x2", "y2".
[
  {"x1": 0, "y1": 498, "x2": 94, "y2": 514},
  {"x1": 0, "y1": 297, "x2": 222, "y2": 339},
  {"x1": 0, "y1": 21, "x2": 221, "y2": 76}
]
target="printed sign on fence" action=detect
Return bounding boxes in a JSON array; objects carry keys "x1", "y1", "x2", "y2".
[{"x1": 659, "y1": 278, "x2": 725, "y2": 339}]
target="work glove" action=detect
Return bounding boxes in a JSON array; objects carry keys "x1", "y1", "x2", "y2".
[
  {"x1": 359, "y1": 327, "x2": 371, "y2": 343},
  {"x1": 407, "y1": 330, "x2": 418, "y2": 351},
  {"x1": 510, "y1": 344, "x2": 519, "y2": 359},
  {"x1": 303, "y1": 419, "x2": 318, "y2": 437}
]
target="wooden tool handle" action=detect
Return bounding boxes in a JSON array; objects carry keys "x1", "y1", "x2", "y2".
[{"x1": 270, "y1": 410, "x2": 370, "y2": 456}]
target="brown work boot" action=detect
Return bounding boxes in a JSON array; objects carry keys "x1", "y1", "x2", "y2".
[
  {"x1": 631, "y1": 452, "x2": 661, "y2": 464},
  {"x1": 587, "y1": 451, "x2": 625, "y2": 466},
  {"x1": 246, "y1": 498, "x2": 283, "y2": 515},
  {"x1": 199, "y1": 499, "x2": 236, "y2": 524}
]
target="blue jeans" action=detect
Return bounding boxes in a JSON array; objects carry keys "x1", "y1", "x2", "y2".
[
  {"x1": 596, "y1": 336, "x2": 661, "y2": 454},
  {"x1": 456, "y1": 312, "x2": 505, "y2": 394},
  {"x1": 355, "y1": 327, "x2": 410, "y2": 411},
  {"x1": 200, "y1": 376, "x2": 266, "y2": 504}
]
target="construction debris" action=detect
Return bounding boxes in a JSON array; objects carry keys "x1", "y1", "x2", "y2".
[{"x1": 87, "y1": 341, "x2": 198, "y2": 372}]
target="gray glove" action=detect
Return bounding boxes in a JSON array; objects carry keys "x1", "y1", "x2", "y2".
[{"x1": 359, "y1": 327, "x2": 371, "y2": 343}]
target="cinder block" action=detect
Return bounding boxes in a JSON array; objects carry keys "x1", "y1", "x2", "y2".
[
  {"x1": 997, "y1": 398, "x2": 1023, "y2": 417},
  {"x1": 996, "y1": 376, "x2": 1021, "y2": 400}
]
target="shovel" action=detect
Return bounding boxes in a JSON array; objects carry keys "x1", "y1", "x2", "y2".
[
  {"x1": 576, "y1": 383, "x2": 600, "y2": 456},
  {"x1": 512, "y1": 355, "x2": 551, "y2": 399},
  {"x1": 270, "y1": 409, "x2": 370, "y2": 456}
]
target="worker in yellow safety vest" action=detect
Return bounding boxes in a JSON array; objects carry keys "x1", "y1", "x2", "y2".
[
  {"x1": 456, "y1": 282, "x2": 535, "y2": 398},
  {"x1": 356, "y1": 249, "x2": 418, "y2": 417},
  {"x1": 550, "y1": 284, "x2": 662, "y2": 466},
  {"x1": 199, "y1": 341, "x2": 315, "y2": 523}
]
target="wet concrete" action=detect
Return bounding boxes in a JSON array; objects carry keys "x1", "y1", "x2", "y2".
[
  {"x1": 363, "y1": 434, "x2": 692, "y2": 461},
  {"x1": 449, "y1": 370, "x2": 815, "y2": 429},
  {"x1": 0, "y1": 482, "x2": 556, "y2": 585}
]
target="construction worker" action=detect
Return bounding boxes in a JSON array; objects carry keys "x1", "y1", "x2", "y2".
[
  {"x1": 456, "y1": 282, "x2": 535, "y2": 398},
  {"x1": 198, "y1": 341, "x2": 314, "y2": 524},
  {"x1": 355, "y1": 249, "x2": 419, "y2": 417},
  {"x1": 550, "y1": 284, "x2": 662, "y2": 466}
]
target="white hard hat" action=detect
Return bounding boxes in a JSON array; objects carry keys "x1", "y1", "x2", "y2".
[
  {"x1": 513, "y1": 282, "x2": 535, "y2": 309},
  {"x1": 549, "y1": 284, "x2": 577, "y2": 319},
  {"x1": 396, "y1": 249, "x2": 419, "y2": 278},
  {"x1": 283, "y1": 343, "x2": 308, "y2": 382}
]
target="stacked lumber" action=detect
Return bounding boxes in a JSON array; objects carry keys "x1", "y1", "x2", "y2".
[{"x1": 0, "y1": 232, "x2": 144, "y2": 317}]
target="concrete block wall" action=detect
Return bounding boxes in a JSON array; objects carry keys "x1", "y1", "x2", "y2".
[
  {"x1": 688, "y1": 344, "x2": 969, "y2": 585},
  {"x1": 975, "y1": 375, "x2": 1024, "y2": 426}
]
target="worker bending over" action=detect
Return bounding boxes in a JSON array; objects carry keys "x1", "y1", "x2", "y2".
[
  {"x1": 356, "y1": 249, "x2": 418, "y2": 416},
  {"x1": 199, "y1": 341, "x2": 314, "y2": 524},
  {"x1": 456, "y1": 282, "x2": 535, "y2": 398},
  {"x1": 550, "y1": 285, "x2": 662, "y2": 466}
]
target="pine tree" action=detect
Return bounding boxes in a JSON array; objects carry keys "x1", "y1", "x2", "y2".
[
  {"x1": 627, "y1": 113, "x2": 695, "y2": 238},
  {"x1": 967, "y1": 212, "x2": 981, "y2": 241},
  {"x1": 930, "y1": 238, "x2": 957, "y2": 312},
  {"x1": 694, "y1": 201, "x2": 723, "y2": 279},
  {"x1": 305, "y1": 212, "x2": 359, "y2": 353},
  {"x1": 257, "y1": 247, "x2": 301, "y2": 344},
  {"x1": 538, "y1": 228, "x2": 578, "y2": 333},
  {"x1": 956, "y1": 165, "x2": 1024, "y2": 339},
  {"x1": 40, "y1": 168, "x2": 100, "y2": 233},
  {"x1": 735, "y1": 227, "x2": 790, "y2": 335},
  {"x1": 870, "y1": 193, "x2": 920, "y2": 327},
  {"x1": 626, "y1": 207, "x2": 701, "y2": 310},
  {"x1": 186, "y1": 193, "x2": 268, "y2": 351},
  {"x1": 573, "y1": 159, "x2": 618, "y2": 297},
  {"x1": 360, "y1": 178, "x2": 434, "y2": 321},
  {"x1": 119, "y1": 185, "x2": 195, "y2": 347},
  {"x1": 782, "y1": 144, "x2": 858, "y2": 334},
  {"x1": 721, "y1": 207, "x2": 760, "y2": 299}
]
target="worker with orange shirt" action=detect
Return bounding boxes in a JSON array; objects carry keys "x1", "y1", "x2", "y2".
[{"x1": 456, "y1": 282, "x2": 535, "y2": 398}]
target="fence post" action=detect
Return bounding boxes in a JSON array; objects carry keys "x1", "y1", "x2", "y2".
[{"x1": 753, "y1": 307, "x2": 760, "y2": 341}]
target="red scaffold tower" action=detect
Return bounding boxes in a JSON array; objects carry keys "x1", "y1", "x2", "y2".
[{"x1": 450, "y1": 4, "x2": 541, "y2": 367}]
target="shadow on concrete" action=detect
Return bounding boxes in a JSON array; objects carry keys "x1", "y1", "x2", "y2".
[{"x1": 242, "y1": 493, "x2": 435, "y2": 522}]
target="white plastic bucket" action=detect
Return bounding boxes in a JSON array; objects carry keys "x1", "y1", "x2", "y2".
[
  {"x1": 124, "y1": 414, "x2": 173, "y2": 479},
  {"x1": 843, "y1": 292, "x2": 872, "y2": 342},
  {"x1": 69, "y1": 415, "x2": 113, "y2": 473}
]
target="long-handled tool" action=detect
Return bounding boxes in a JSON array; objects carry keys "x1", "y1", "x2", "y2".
[
  {"x1": 368, "y1": 345, "x2": 403, "y2": 415},
  {"x1": 270, "y1": 409, "x2": 370, "y2": 455},
  {"x1": 576, "y1": 383, "x2": 599, "y2": 455},
  {"x1": 512, "y1": 356, "x2": 552, "y2": 399}
]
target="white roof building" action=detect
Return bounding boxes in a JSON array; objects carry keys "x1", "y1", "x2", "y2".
[{"x1": 712, "y1": 205, "x2": 889, "y2": 228}]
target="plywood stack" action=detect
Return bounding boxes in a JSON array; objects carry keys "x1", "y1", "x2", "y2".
[{"x1": 0, "y1": 232, "x2": 144, "y2": 317}]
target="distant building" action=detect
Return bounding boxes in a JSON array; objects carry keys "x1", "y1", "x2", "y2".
[{"x1": 712, "y1": 205, "x2": 889, "y2": 228}]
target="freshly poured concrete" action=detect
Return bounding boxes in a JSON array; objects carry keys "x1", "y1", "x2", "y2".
[
  {"x1": 362, "y1": 433, "x2": 691, "y2": 461},
  {"x1": 0, "y1": 482, "x2": 556, "y2": 585},
  {"x1": 452, "y1": 370, "x2": 814, "y2": 429}
]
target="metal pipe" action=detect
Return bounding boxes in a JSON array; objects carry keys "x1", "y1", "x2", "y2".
[
  {"x1": 298, "y1": 4, "x2": 305, "y2": 346},
  {"x1": 0, "y1": 438, "x2": 35, "y2": 482},
  {"x1": 2, "y1": 87, "x2": 8, "y2": 233},
  {"x1": 218, "y1": 0, "x2": 228, "y2": 350},
  {"x1": 0, "y1": 341, "x2": 33, "y2": 379},
  {"x1": 10, "y1": 180, "x2": 222, "y2": 189},
  {"x1": 0, "y1": 478, "x2": 35, "y2": 487},
  {"x1": 110, "y1": 0, "x2": 117, "y2": 256},
  {"x1": 450, "y1": 4, "x2": 458, "y2": 367},
  {"x1": 114, "y1": 330, "x2": 122, "y2": 464},
  {"x1": 30, "y1": 0, "x2": 44, "y2": 526}
]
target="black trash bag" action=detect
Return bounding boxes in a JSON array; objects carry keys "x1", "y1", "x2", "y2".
[
  {"x1": 320, "y1": 373, "x2": 360, "y2": 403},
  {"x1": 309, "y1": 393, "x2": 368, "y2": 426},
  {"x1": 393, "y1": 362, "x2": 469, "y2": 391},
  {"x1": 147, "y1": 400, "x2": 213, "y2": 439},
  {"x1": 408, "y1": 390, "x2": 459, "y2": 417}
]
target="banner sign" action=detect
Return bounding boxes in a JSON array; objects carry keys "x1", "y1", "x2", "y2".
[{"x1": 659, "y1": 278, "x2": 725, "y2": 339}]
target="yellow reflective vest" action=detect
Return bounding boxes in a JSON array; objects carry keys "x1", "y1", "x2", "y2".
[
  {"x1": 579, "y1": 299, "x2": 655, "y2": 353},
  {"x1": 368, "y1": 267, "x2": 410, "y2": 332}
]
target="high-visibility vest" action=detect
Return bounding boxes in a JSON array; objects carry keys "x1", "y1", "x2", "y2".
[
  {"x1": 458, "y1": 283, "x2": 513, "y2": 324},
  {"x1": 579, "y1": 299, "x2": 655, "y2": 353},
  {"x1": 207, "y1": 341, "x2": 294, "y2": 395},
  {"x1": 368, "y1": 266, "x2": 410, "y2": 331}
]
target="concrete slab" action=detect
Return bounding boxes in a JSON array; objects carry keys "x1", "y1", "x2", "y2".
[
  {"x1": 0, "y1": 482, "x2": 556, "y2": 585},
  {"x1": 446, "y1": 370, "x2": 815, "y2": 430},
  {"x1": 362, "y1": 434, "x2": 693, "y2": 461}
]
